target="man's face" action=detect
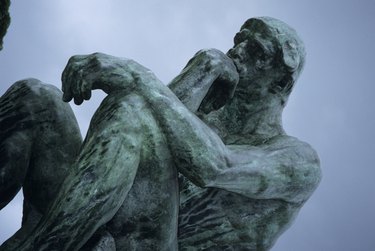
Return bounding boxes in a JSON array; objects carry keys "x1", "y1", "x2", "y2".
[{"x1": 227, "y1": 29, "x2": 280, "y2": 80}]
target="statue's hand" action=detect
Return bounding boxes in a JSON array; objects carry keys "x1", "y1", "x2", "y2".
[
  {"x1": 62, "y1": 53, "x2": 138, "y2": 105},
  {"x1": 196, "y1": 49, "x2": 239, "y2": 113},
  {"x1": 169, "y1": 49, "x2": 239, "y2": 113}
]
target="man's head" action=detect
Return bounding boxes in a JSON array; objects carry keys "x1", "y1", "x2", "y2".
[{"x1": 227, "y1": 17, "x2": 305, "y2": 104}]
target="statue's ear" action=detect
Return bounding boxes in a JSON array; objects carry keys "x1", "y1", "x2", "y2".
[{"x1": 282, "y1": 40, "x2": 300, "y2": 71}]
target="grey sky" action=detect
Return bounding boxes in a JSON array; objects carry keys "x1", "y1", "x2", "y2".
[{"x1": 1, "y1": 0, "x2": 374, "y2": 250}]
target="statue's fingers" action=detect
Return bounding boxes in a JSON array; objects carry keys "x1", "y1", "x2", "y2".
[
  {"x1": 72, "y1": 70, "x2": 84, "y2": 98},
  {"x1": 62, "y1": 88, "x2": 73, "y2": 102},
  {"x1": 61, "y1": 64, "x2": 70, "y2": 88},
  {"x1": 62, "y1": 58, "x2": 77, "y2": 87},
  {"x1": 81, "y1": 79, "x2": 92, "y2": 100},
  {"x1": 82, "y1": 89, "x2": 92, "y2": 100},
  {"x1": 74, "y1": 96, "x2": 84, "y2": 105},
  {"x1": 61, "y1": 68, "x2": 72, "y2": 100}
]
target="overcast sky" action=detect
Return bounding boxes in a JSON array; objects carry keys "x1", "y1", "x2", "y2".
[{"x1": 1, "y1": 1, "x2": 374, "y2": 250}]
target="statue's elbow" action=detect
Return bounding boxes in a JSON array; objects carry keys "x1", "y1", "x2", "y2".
[{"x1": 287, "y1": 162, "x2": 322, "y2": 204}]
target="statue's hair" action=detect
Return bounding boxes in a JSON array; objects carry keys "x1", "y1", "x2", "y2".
[{"x1": 236, "y1": 17, "x2": 306, "y2": 97}]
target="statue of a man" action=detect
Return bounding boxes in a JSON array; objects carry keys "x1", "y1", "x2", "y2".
[{"x1": 0, "y1": 17, "x2": 321, "y2": 251}]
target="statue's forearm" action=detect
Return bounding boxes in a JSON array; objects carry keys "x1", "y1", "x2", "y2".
[
  {"x1": 205, "y1": 140, "x2": 321, "y2": 203},
  {"x1": 133, "y1": 79, "x2": 230, "y2": 187},
  {"x1": 168, "y1": 50, "x2": 219, "y2": 113},
  {"x1": 168, "y1": 49, "x2": 238, "y2": 113}
]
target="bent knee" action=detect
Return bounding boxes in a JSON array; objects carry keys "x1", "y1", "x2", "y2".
[
  {"x1": 1, "y1": 78, "x2": 80, "y2": 136},
  {"x1": 1, "y1": 79, "x2": 72, "y2": 122},
  {"x1": 2, "y1": 78, "x2": 62, "y2": 103}
]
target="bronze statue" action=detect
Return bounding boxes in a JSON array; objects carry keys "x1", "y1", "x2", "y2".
[{"x1": 0, "y1": 17, "x2": 321, "y2": 251}]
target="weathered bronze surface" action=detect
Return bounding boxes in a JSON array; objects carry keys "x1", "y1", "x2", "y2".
[{"x1": 0, "y1": 17, "x2": 321, "y2": 251}]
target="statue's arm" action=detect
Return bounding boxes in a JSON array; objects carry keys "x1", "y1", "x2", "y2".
[
  {"x1": 168, "y1": 49, "x2": 239, "y2": 114},
  {"x1": 61, "y1": 53, "x2": 231, "y2": 187},
  {"x1": 62, "y1": 50, "x2": 239, "y2": 113},
  {"x1": 154, "y1": 96, "x2": 321, "y2": 203},
  {"x1": 61, "y1": 52, "x2": 157, "y2": 104},
  {"x1": 206, "y1": 138, "x2": 322, "y2": 203}
]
